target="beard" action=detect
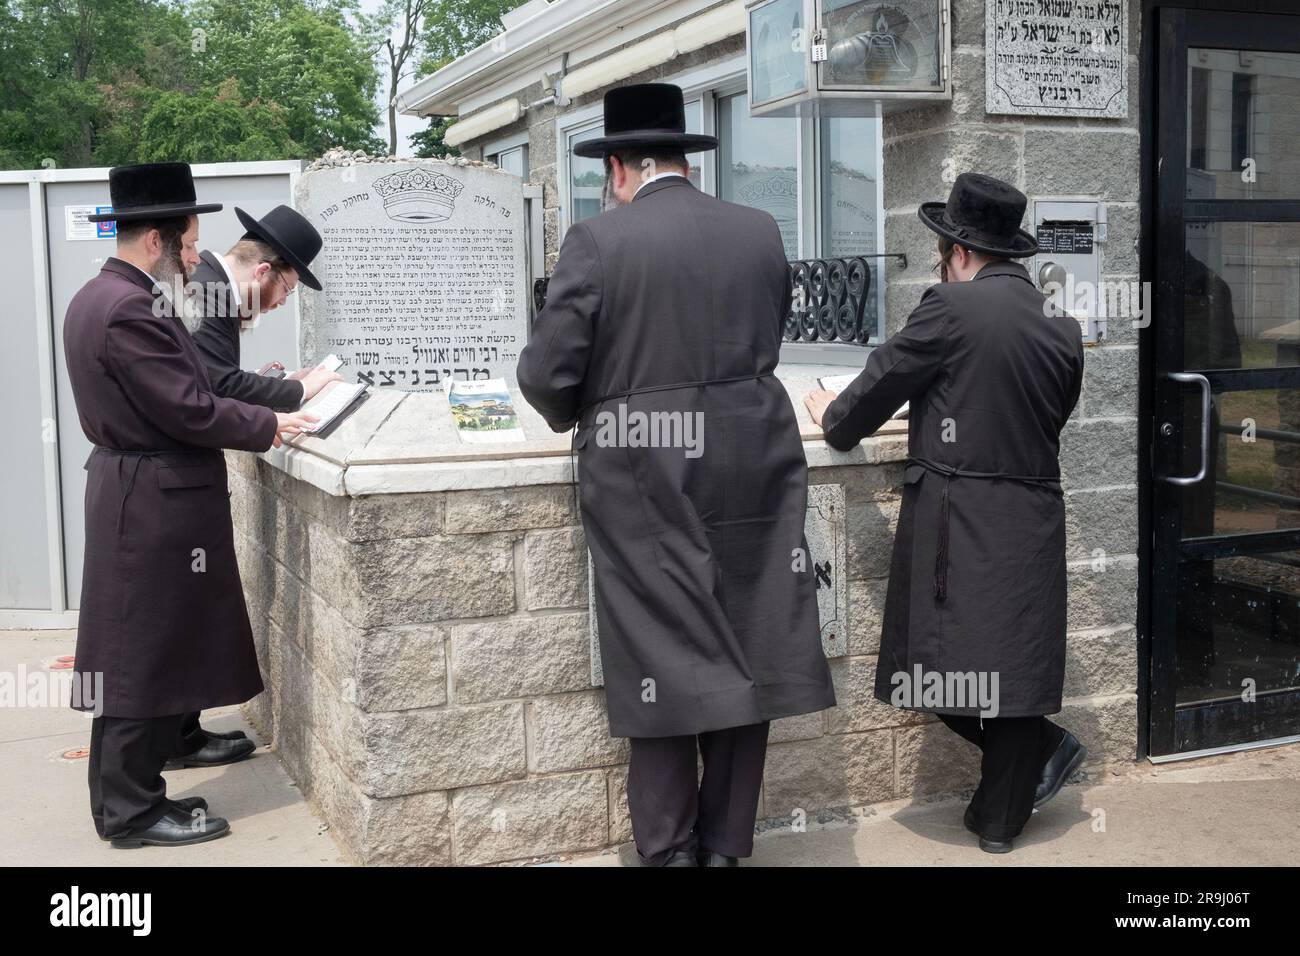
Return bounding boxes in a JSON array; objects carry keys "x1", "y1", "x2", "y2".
[
  {"x1": 154, "y1": 242, "x2": 190, "y2": 288},
  {"x1": 238, "y1": 275, "x2": 275, "y2": 330},
  {"x1": 601, "y1": 172, "x2": 624, "y2": 212},
  {"x1": 154, "y1": 246, "x2": 195, "y2": 327}
]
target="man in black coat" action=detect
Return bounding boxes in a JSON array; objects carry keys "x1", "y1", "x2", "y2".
[
  {"x1": 175, "y1": 205, "x2": 339, "y2": 768},
  {"x1": 191, "y1": 204, "x2": 339, "y2": 413},
  {"x1": 805, "y1": 174, "x2": 1088, "y2": 853},
  {"x1": 65, "y1": 164, "x2": 317, "y2": 847},
  {"x1": 518, "y1": 84, "x2": 835, "y2": 867}
]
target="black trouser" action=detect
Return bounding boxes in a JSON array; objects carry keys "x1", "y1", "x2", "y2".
[
  {"x1": 175, "y1": 710, "x2": 206, "y2": 757},
  {"x1": 627, "y1": 721, "x2": 770, "y2": 865},
  {"x1": 938, "y1": 714, "x2": 1064, "y2": 842},
  {"x1": 89, "y1": 713, "x2": 186, "y2": 839}
]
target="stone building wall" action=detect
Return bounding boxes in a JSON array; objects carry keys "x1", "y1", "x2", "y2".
[{"x1": 230, "y1": 427, "x2": 1137, "y2": 864}]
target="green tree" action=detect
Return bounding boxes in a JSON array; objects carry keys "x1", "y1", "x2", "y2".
[
  {"x1": 368, "y1": 0, "x2": 429, "y2": 156},
  {"x1": 0, "y1": 0, "x2": 386, "y2": 170},
  {"x1": 189, "y1": 0, "x2": 384, "y2": 157},
  {"x1": 0, "y1": 0, "x2": 181, "y2": 168},
  {"x1": 137, "y1": 79, "x2": 298, "y2": 162}
]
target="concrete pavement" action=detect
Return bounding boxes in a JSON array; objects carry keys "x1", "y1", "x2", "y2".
[
  {"x1": 0, "y1": 629, "x2": 346, "y2": 866},
  {"x1": 3, "y1": 628, "x2": 1297, "y2": 867}
]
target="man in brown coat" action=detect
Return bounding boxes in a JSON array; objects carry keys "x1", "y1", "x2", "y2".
[{"x1": 64, "y1": 163, "x2": 316, "y2": 848}]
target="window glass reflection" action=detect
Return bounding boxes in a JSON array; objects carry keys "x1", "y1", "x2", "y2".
[
  {"x1": 1186, "y1": 48, "x2": 1300, "y2": 199},
  {"x1": 568, "y1": 126, "x2": 605, "y2": 226},
  {"x1": 718, "y1": 91, "x2": 798, "y2": 258}
]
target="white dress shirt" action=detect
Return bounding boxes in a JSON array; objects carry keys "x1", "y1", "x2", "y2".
[
  {"x1": 214, "y1": 252, "x2": 243, "y2": 310},
  {"x1": 634, "y1": 171, "x2": 688, "y2": 197}
]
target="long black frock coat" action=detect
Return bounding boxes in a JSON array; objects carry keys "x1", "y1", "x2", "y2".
[
  {"x1": 191, "y1": 250, "x2": 305, "y2": 412},
  {"x1": 821, "y1": 260, "x2": 1084, "y2": 717},
  {"x1": 63, "y1": 258, "x2": 279, "y2": 718},
  {"x1": 517, "y1": 176, "x2": 836, "y2": 738}
]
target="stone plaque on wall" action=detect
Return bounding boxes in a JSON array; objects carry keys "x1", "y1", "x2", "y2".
[
  {"x1": 296, "y1": 157, "x2": 527, "y2": 389},
  {"x1": 588, "y1": 483, "x2": 849, "y2": 687},
  {"x1": 805, "y1": 483, "x2": 848, "y2": 657},
  {"x1": 985, "y1": 0, "x2": 1128, "y2": 118}
]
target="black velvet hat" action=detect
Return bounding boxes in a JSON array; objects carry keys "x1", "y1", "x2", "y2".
[
  {"x1": 235, "y1": 204, "x2": 324, "y2": 290},
  {"x1": 87, "y1": 163, "x2": 222, "y2": 223},
  {"x1": 918, "y1": 173, "x2": 1039, "y2": 258},
  {"x1": 573, "y1": 83, "x2": 718, "y2": 157}
]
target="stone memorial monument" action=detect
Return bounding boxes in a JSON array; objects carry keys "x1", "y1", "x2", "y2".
[{"x1": 296, "y1": 151, "x2": 529, "y2": 388}]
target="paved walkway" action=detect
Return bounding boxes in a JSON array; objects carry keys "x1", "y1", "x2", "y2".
[
  {"x1": 0, "y1": 629, "x2": 345, "y2": 866},
  {"x1": 568, "y1": 745, "x2": 1300, "y2": 866},
  {"x1": 4, "y1": 629, "x2": 1297, "y2": 866}
]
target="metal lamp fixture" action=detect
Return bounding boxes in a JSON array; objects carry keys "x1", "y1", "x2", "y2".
[{"x1": 745, "y1": 0, "x2": 951, "y2": 116}]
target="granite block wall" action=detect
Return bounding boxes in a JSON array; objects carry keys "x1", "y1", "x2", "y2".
[{"x1": 229, "y1": 435, "x2": 1138, "y2": 864}]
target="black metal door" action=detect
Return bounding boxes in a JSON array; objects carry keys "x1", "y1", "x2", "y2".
[{"x1": 1149, "y1": 7, "x2": 1300, "y2": 756}]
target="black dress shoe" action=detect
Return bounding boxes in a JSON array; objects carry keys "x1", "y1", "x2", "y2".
[
  {"x1": 165, "y1": 736, "x2": 256, "y2": 769},
  {"x1": 698, "y1": 849, "x2": 740, "y2": 867},
  {"x1": 110, "y1": 807, "x2": 230, "y2": 848},
  {"x1": 202, "y1": 727, "x2": 248, "y2": 741},
  {"x1": 1034, "y1": 730, "x2": 1087, "y2": 810},
  {"x1": 964, "y1": 806, "x2": 1013, "y2": 854},
  {"x1": 661, "y1": 849, "x2": 698, "y2": 867},
  {"x1": 636, "y1": 848, "x2": 697, "y2": 866},
  {"x1": 97, "y1": 796, "x2": 210, "y2": 841}
]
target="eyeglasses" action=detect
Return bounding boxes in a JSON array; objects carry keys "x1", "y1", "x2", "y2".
[{"x1": 272, "y1": 270, "x2": 297, "y2": 298}]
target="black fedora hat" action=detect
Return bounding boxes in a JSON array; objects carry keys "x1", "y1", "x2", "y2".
[
  {"x1": 235, "y1": 204, "x2": 323, "y2": 291},
  {"x1": 87, "y1": 163, "x2": 222, "y2": 223},
  {"x1": 573, "y1": 83, "x2": 718, "y2": 158},
  {"x1": 918, "y1": 173, "x2": 1039, "y2": 258}
]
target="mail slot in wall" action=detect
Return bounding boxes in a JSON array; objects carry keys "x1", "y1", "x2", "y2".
[{"x1": 1031, "y1": 199, "x2": 1108, "y2": 344}]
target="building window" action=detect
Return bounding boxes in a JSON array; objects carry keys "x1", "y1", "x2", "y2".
[
  {"x1": 489, "y1": 143, "x2": 528, "y2": 178},
  {"x1": 553, "y1": 57, "x2": 885, "y2": 351},
  {"x1": 566, "y1": 125, "x2": 606, "y2": 226},
  {"x1": 717, "y1": 90, "x2": 799, "y2": 259},
  {"x1": 683, "y1": 98, "x2": 704, "y2": 189},
  {"x1": 1231, "y1": 72, "x2": 1253, "y2": 170},
  {"x1": 819, "y1": 116, "x2": 878, "y2": 258},
  {"x1": 1190, "y1": 66, "x2": 1209, "y2": 170}
]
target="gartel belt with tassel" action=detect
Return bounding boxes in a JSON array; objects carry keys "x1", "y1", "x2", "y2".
[{"x1": 908, "y1": 456, "x2": 1062, "y2": 602}]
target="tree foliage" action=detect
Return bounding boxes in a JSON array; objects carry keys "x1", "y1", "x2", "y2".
[
  {"x1": 0, "y1": 0, "x2": 531, "y2": 168},
  {"x1": 0, "y1": 0, "x2": 382, "y2": 169}
]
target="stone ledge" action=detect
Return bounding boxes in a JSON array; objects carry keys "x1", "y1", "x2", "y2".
[{"x1": 253, "y1": 365, "x2": 910, "y2": 499}]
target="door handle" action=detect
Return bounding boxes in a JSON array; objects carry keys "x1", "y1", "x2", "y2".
[{"x1": 1161, "y1": 371, "x2": 1211, "y2": 485}]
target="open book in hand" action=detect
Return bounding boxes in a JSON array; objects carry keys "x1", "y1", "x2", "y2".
[
  {"x1": 294, "y1": 379, "x2": 369, "y2": 438},
  {"x1": 817, "y1": 373, "x2": 909, "y2": 420}
]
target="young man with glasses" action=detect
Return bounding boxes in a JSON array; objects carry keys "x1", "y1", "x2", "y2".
[{"x1": 178, "y1": 204, "x2": 342, "y2": 769}]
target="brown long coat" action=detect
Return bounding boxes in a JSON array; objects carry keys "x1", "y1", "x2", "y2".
[{"x1": 62, "y1": 258, "x2": 278, "y2": 718}]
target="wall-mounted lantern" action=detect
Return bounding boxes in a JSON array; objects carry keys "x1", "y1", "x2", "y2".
[{"x1": 745, "y1": 0, "x2": 951, "y2": 116}]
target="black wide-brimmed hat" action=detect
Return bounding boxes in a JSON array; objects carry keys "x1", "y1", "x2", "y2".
[
  {"x1": 918, "y1": 172, "x2": 1039, "y2": 258},
  {"x1": 573, "y1": 83, "x2": 718, "y2": 157},
  {"x1": 235, "y1": 204, "x2": 323, "y2": 290},
  {"x1": 87, "y1": 163, "x2": 222, "y2": 223}
]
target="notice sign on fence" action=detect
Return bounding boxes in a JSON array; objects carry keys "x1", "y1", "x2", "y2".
[
  {"x1": 65, "y1": 205, "x2": 115, "y2": 241},
  {"x1": 986, "y1": 0, "x2": 1128, "y2": 118}
]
